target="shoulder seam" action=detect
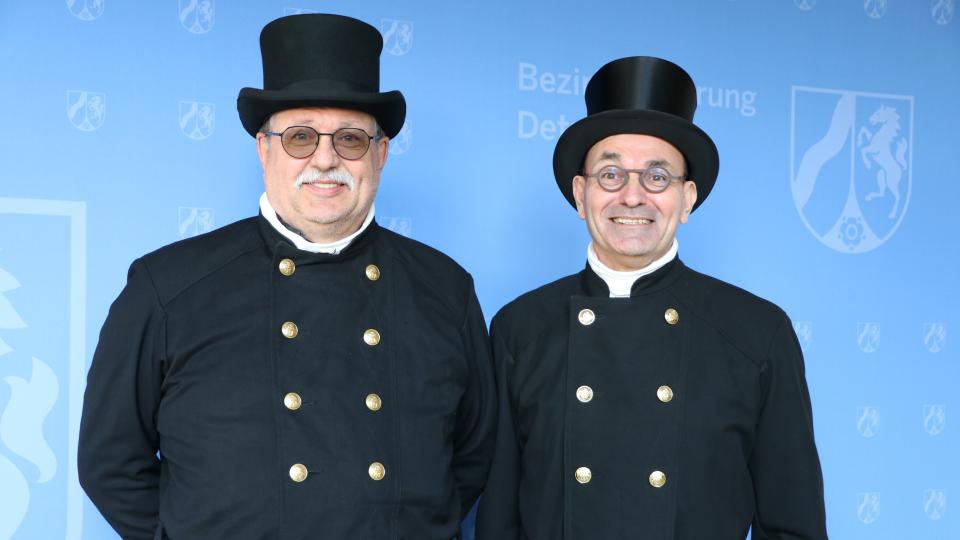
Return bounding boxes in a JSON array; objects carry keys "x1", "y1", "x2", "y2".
[
  {"x1": 669, "y1": 270, "x2": 781, "y2": 368},
  {"x1": 146, "y1": 243, "x2": 263, "y2": 307},
  {"x1": 133, "y1": 258, "x2": 168, "y2": 318},
  {"x1": 762, "y1": 313, "x2": 792, "y2": 369}
]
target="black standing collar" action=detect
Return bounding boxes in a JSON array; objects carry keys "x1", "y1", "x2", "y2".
[
  {"x1": 580, "y1": 256, "x2": 686, "y2": 298},
  {"x1": 256, "y1": 212, "x2": 381, "y2": 263}
]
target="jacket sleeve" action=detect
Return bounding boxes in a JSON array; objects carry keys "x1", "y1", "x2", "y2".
[
  {"x1": 475, "y1": 320, "x2": 521, "y2": 540},
  {"x1": 749, "y1": 315, "x2": 828, "y2": 540},
  {"x1": 451, "y1": 281, "x2": 497, "y2": 519},
  {"x1": 78, "y1": 259, "x2": 165, "y2": 540}
]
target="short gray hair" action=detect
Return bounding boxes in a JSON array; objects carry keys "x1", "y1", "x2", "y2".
[{"x1": 259, "y1": 116, "x2": 273, "y2": 147}]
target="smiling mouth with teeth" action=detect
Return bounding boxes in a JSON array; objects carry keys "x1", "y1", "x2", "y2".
[
  {"x1": 301, "y1": 179, "x2": 351, "y2": 191},
  {"x1": 612, "y1": 217, "x2": 653, "y2": 225}
]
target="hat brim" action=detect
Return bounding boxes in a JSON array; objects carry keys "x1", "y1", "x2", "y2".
[
  {"x1": 552, "y1": 109, "x2": 719, "y2": 212},
  {"x1": 237, "y1": 87, "x2": 406, "y2": 138}
]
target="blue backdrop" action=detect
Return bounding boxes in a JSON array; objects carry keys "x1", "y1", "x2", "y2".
[{"x1": 1, "y1": 1, "x2": 958, "y2": 539}]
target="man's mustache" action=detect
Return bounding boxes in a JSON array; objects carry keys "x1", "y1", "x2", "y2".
[{"x1": 294, "y1": 168, "x2": 356, "y2": 191}]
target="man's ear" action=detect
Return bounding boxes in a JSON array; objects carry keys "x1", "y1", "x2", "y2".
[
  {"x1": 256, "y1": 132, "x2": 269, "y2": 169},
  {"x1": 375, "y1": 136, "x2": 389, "y2": 171},
  {"x1": 680, "y1": 180, "x2": 698, "y2": 223},
  {"x1": 572, "y1": 176, "x2": 587, "y2": 219}
]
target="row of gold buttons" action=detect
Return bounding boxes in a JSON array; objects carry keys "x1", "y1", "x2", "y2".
[
  {"x1": 574, "y1": 467, "x2": 667, "y2": 488},
  {"x1": 575, "y1": 384, "x2": 673, "y2": 404},
  {"x1": 288, "y1": 462, "x2": 387, "y2": 483},
  {"x1": 577, "y1": 307, "x2": 680, "y2": 326},
  {"x1": 278, "y1": 259, "x2": 382, "y2": 282},
  {"x1": 280, "y1": 324, "x2": 381, "y2": 346},
  {"x1": 282, "y1": 392, "x2": 383, "y2": 412}
]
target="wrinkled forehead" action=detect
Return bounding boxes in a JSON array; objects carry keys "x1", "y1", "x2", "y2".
[
  {"x1": 584, "y1": 133, "x2": 686, "y2": 172},
  {"x1": 270, "y1": 106, "x2": 377, "y2": 130}
]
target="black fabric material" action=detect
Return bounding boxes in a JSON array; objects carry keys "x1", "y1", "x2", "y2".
[
  {"x1": 78, "y1": 216, "x2": 495, "y2": 540},
  {"x1": 237, "y1": 14, "x2": 406, "y2": 138},
  {"x1": 552, "y1": 56, "x2": 719, "y2": 211},
  {"x1": 585, "y1": 56, "x2": 697, "y2": 120},
  {"x1": 476, "y1": 259, "x2": 827, "y2": 540}
]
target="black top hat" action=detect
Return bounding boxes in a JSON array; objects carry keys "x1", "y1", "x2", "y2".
[
  {"x1": 553, "y1": 56, "x2": 718, "y2": 212},
  {"x1": 237, "y1": 14, "x2": 406, "y2": 138}
]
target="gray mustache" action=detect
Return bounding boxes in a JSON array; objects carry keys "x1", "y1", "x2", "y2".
[{"x1": 294, "y1": 169, "x2": 356, "y2": 191}]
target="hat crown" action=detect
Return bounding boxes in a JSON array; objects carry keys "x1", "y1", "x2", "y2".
[
  {"x1": 585, "y1": 56, "x2": 697, "y2": 121},
  {"x1": 260, "y1": 14, "x2": 383, "y2": 93}
]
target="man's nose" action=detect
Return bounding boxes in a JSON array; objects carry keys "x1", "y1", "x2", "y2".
[
  {"x1": 308, "y1": 134, "x2": 341, "y2": 169},
  {"x1": 619, "y1": 173, "x2": 648, "y2": 206}
]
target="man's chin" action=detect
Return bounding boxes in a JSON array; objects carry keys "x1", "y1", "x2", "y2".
[
  {"x1": 596, "y1": 241, "x2": 671, "y2": 270},
  {"x1": 297, "y1": 202, "x2": 353, "y2": 226},
  {"x1": 307, "y1": 211, "x2": 368, "y2": 233},
  {"x1": 607, "y1": 239, "x2": 658, "y2": 258}
]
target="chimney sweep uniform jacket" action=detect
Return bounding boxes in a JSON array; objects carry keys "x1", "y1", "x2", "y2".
[
  {"x1": 477, "y1": 257, "x2": 827, "y2": 540},
  {"x1": 79, "y1": 215, "x2": 496, "y2": 540}
]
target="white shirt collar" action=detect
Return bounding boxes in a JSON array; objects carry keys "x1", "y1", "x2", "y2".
[
  {"x1": 259, "y1": 192, "x2": 375, "y2": 254},
  {"x1": 587, "y1": 239, "x2": 679, "y2": 298}
]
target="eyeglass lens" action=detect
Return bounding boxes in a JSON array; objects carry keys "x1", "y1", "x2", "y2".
[
  {"x1": 280, "y1": 127, "x2": 371, "y2": 160},
  {"x1": 595, "y1": 166, "x2": 674, "y2": 193}
]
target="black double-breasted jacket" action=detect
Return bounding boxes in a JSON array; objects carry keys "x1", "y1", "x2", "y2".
[
  {"x1": 476, "y1": 257, "x2": 827, "y2": 540},
  {"x1": 78, "y1": 216, "x2": 496, "y2": 540}
]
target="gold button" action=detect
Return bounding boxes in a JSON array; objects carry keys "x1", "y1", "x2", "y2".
[
  {"x1": 365, "y1": 264, "x2": 381, "y2": 281},
  {"x1": 576, "y1": 385, "x2": 594, "y2": 403},
  {"x1": 281, "y1": 321, "x2": 299, "y2": 339},
  {"x1": 278, "y1": 258, "x2": 296, "y2": 276},
  {"x1": 578, "y1": 308, "x2": 596, "y2": 326},
  {"x1": 368, "y1": 462, "x2": 386, "y2": 481},
  {"x1": 649, "y1": 470, "x2": 666, "y2": 488},
  {"x1": 575, "y1": 467, "x2": 592, "y2": 484},
  {"x1": 363, "y1": 329, "x2": 381, "y2": 346},
  {"x1": 284, "y1": 392, "x2": 302, "y2": 410},
  {"x1": 657, "y1": 385, "x2": 673, "y2": 403},
  {"x1": 365, "y1": 393, "x2": 382, "y2": 411},
  {"x1": 664, "y1": 308, "x2": 679, "y2": 325},
  {"x1": 289, "y1": 463, "x2": 308, "y2": 483}
]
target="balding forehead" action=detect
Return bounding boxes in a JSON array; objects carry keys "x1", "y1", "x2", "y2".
[
  {"x1": 595, "y1": 151, "x2": 671, "y2": 167},
  {"x1": 585, "y1": 134, "x2": 687, "y2": 174}
]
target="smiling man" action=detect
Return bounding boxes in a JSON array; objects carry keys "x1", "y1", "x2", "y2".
[
  {"x1": 477, "y1": 57, "x2": 827, "y2": 540},
  {"x1": 78, "y1": 14, "x2": 495, "y2": 540}
]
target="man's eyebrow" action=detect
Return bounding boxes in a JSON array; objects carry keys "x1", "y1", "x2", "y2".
[
  {"x1": 282, "y1": 119, "x2": 370, "y2": 130},
  {"x1": 596, "y1": 155, "x2": 677, "y2": 168},
  {"x1": 646, "y1": 159, "x2": 686, "y2": 175}
]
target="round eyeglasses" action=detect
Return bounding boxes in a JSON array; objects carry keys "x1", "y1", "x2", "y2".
[
  {"x1": 582, "y1": 165, "x2": 686, "y2": 193},
  {"x1": 261, "y1": 126, "x2": 381, "y2": 160}
]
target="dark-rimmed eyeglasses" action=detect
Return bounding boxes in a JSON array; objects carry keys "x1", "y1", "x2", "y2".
[
  {"x1": 261, "y1": 126, "x2": 381, "y2": 160},
  {"x1": 582, "y1": 165, "x2": 686, "y2": 193}
]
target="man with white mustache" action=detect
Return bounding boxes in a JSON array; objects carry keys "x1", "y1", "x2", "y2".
[
  {"x1": 295, "y1": 168, "x2": 355, "y2": 191},
  {"x1": 79, "y1": 14, "x2": 495, "y2": 540},
  {"x1": 477, "y1": 57, "x2": 827, "y2": 539}
]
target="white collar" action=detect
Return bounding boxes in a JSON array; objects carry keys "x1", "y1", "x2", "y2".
[
  {"x1": 259, "y1": 192, "x2": 375, "y2": 254},
  {"x1": 587, "y1": 239, "x2": 678, "y2": 298}
]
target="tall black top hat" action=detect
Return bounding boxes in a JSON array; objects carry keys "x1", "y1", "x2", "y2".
[
  {"x1": 553, "y1": 56, "x2": 718, "y2": 211},
  {"x1": 237, "y1": 14, "x2": 406, "y2": 138}
]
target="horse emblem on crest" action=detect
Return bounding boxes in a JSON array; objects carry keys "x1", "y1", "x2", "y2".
[{"x1": 858, "y1": 105, "x2": 908, "y2": 219}]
